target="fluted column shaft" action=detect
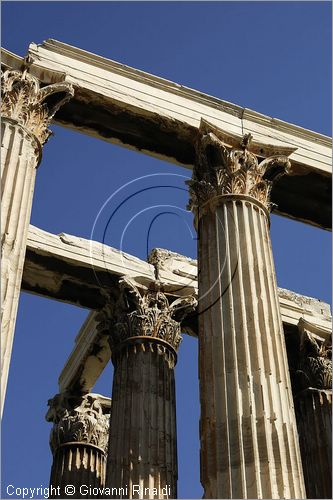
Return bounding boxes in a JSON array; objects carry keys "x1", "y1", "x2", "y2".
[
  {"x1": 1, "y1": 70, "x2": 73, "y2": 416},
  {"x1": 198, "y1": 198, "x2": 304, "y2": 498},
  {"x1": 49, "y1": 443, "x2": 107, "y2": 499},
  {"x1": 1, "y1": 119, "x2": 40, "y2": 411},
  {"x1": 108, "y1": 339, "x2": 177, "y2": 499},
  {"x1": 188, "y1": 121, "x2": 306, "y2": 498},
  {"x1": 104, "y1": 279, "x2": 195, "y2": 499},
  {"x1": 46, "y1": 393, "x2": 110, "y2": 499}
]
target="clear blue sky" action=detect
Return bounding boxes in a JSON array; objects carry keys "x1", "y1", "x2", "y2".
[{"x1": 1, "y1": 1, "x2": 331, "y2": 498}]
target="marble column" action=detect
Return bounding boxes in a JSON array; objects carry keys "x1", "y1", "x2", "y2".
[
  {"x1": 103, "y1": 278, "x2": 196, "y2": 499},
  {"x1": 187, "y1": 119, "x2": 306, "y2": 499},
  {"x1": 1, "y1": 69, "x2": 73, "y2": 416},
  {"x1": 291, "y1": 319, "x2": 332, "y2": 499},
  {"x1": 46, "y1": 392, "x2": 111, "y2": 499}
]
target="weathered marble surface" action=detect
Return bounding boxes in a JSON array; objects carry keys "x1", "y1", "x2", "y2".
[
  {"x1": 21, "y1": 225, "x2": 331, "y2": 395},
  {"x1": 187, "y1": 124, "x2": 306, "y2": 498},
  {"x1": 0, "y1": 69, "x2": 73, "y2": 416},
  {"x1": 46, "y1": 393, "x2": 111, "y2": 499},
  {"x1": 104, "y1": 279, "x2": 196, "y2": 499},
  {"x1": 2, "y1": 41, "x2": 331, "y2": 229},
  {"x1": 287, "y1": 319, "x2": 332, "y2": 499},
  {"x1": 294, "y1": 389, "x2": 332, "y2": 499}
]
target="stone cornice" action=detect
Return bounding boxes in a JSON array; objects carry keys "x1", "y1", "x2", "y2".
[
  {"x1": 298, "y1": 317, "x2": 331, "y2": 343},
  {"x1": 2, "y1": 42, "x2": 331, "y2": 229},
  {"x1": 1, "y1": 69, "x2": 74, "y2": 145}
]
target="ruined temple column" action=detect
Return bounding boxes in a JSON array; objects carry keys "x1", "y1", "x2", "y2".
[
  {"x1": 1, "y1": 69, "x2": 73, "y2": 415},
  {"x1": 291, "y1": 318, "x2": 332, "y2": 499},
  {"x1": 187, "y1": 120, "x2": 306, "y2": 499},
  {"x1": 103, "y1": 278, "x2": 196, "y2": 499},
  {"x1": 46, "y1": 393, "x2": 111, "y2": 498}
]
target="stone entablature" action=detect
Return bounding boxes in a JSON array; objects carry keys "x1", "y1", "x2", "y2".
[
  {"x1": 1, "y1": 39, "x2": 330, "y2": 500},
  {"x1": 53, "y1": 241, "x2": 331, "y2": 396}
]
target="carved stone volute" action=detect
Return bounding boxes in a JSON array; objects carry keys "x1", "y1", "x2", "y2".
[
  {"x1": 46, "y1": 393, "x2": 110, "y2": 454},
  {"x1": 102, "y1": 278, "x2": 197, "y2": 357},
  {"x1": 293, "y1": 319, "x2": 332, "y2": 393},
  {"x1": 1, "y1": 69, "x2": 74, "y2": 146},
  {"x1": 187, "y1": 119, "x2": 295, "y2": 218}
]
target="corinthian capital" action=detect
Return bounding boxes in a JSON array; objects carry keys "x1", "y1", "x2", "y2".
[
  {"x1": 107, "y1": 278, "x2": 197, "y2": 354},
  {"x1": 46, "y1": 393, "x2": 110, "y2": 454},
  {"x1": 294, "y1": 319, "x2": 332, "y2": 393},
  {"x1": 1, "y1": 69, "x2": 74, "y2": 145},
  {"x1": 187, "y1": 119, "x2": 296, "y2": 214}
]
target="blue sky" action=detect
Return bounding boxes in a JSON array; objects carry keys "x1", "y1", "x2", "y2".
[{"x1": 1, "y1": 1, "x2": 332, "y2": 498}]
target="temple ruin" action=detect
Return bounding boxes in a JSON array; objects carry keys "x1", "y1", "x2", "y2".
[{"x1": 1, "y1": 39, "x2": 331, "y2": 499}]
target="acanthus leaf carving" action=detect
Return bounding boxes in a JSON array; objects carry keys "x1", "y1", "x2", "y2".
[
  {"x1": 107, "y1": 278, "x2": 197, "y2": 354},
  {"x1": 46, "y1": 393, "x2": 110, "y2": 454},
  {"x1": 1, "y1": 69, "x2": 74, "y2": 145},
  {"x1": 187, "y1": 120, "x2": 295, "y2": 215}
]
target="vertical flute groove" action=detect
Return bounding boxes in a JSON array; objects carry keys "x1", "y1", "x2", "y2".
[
  {"x1": 107, "y1": 345, "x2": 178, "y2": 498},
  {"x1": 196, "y1": 198, "x2": 306, "y2": 499},
  {"x1": 233, "y1": 201, "x2": 261, "y2": 499},
  {"x1": 49, "y1": 445, "x2": 107, "y2": 499}
]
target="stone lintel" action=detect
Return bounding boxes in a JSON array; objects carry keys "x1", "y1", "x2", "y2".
[
  {"x1": 2, "y1": 42, "x2": 331, "y2": 229},
  {"x1": 46, "y1": 392, "x2": 111, "y2": 498},
  {"x1": 24, "y1": 227, "x2": 331, "y2": 327}
]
